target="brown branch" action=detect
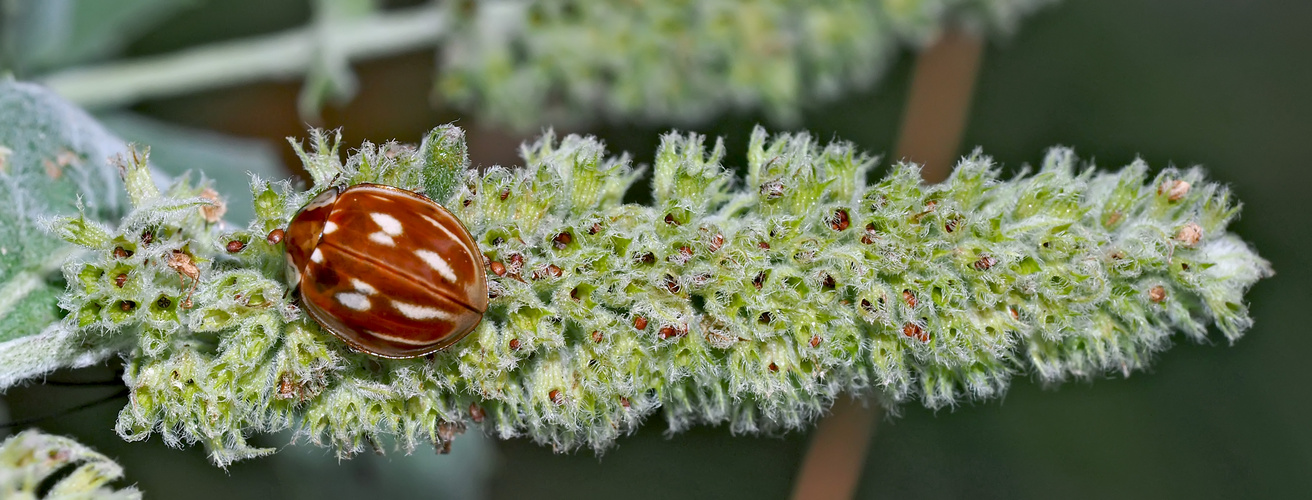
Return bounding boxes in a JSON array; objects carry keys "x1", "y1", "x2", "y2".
[
  {"x1": 789, "y1": 28, "x2": 984, "y2": 500},
  {"x1": 788, "y1": 397, "x2": 878, "y2": 500},
  {"x1": 895, "y1": 29, "x2": 986, "y2": 183}
]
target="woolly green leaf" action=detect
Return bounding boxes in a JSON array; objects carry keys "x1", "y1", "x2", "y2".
[{"x1": 0, "y1": 79, "x2": 131, "y2": 371}]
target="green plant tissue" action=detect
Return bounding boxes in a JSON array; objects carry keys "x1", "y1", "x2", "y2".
[{"x1": 0, "y1": 79, "x2": 143, "y2": 387}]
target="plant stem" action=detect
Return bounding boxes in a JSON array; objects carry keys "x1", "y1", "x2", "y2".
[
  {"x1": 789, "y1": 28, "x2": 985, "y2": 500},
  {"x1": 36, "y1": 4, "x2": 447, "y2": 110},
  {"x1": 788, "y1": 397, "x2": 878, "y2": 500},
  {"x1": 894, "y1": 29, "x2": 986, "y2": 183}
]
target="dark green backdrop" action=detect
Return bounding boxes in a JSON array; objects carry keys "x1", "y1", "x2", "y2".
[{"x1": 5, "y1": 0, "x2": 1308, "y2": 498}]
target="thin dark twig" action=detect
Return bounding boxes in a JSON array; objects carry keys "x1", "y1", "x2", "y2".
[
  {"x1": 0, "y1": 387, "x2": 130, "y2": 430},
  {"x1": 41, "y1": 380, "x2": 126, "y2": 387}
]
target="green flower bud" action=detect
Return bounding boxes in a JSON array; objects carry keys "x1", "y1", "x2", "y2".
[
  {"x1": 117, "y1": 147, "x2": 158, "y2": 208},
  {"x1": 49, "y1": 211, "x2": 113, "y2": 249},
  {"x1": 56, "y1": 126, "x2": 1270, "y2": 466}
]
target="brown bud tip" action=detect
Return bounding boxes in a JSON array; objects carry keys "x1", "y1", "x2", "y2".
[
  {"x1": 664, "y1": 213, "x2": 679, "y2": 226},
  {"x1": 810, "y1": 335, "x2": 822, "y2": 348},
  {"x1": 114, "y1": 273, "x2": 128, "y2": 288},
  {"x1": 549, "y1": 389, "x2": 564, "y2": 405},
  {"x1": 829, "y1": 209, "x2": 850, "y2": 231},
  {"x1": 1149, "y1": 285, "x2": 1167, "y2": 303},
  {"x1": 490, "y1": 261, "x2": 507, "y2": 276},
  {"x1": 904, "y1": 323, "x2": 930, "y2": 342},
  {"x1": 768, "y1": 362, "x2": 779, "y2": 372},
  {"x1": 120, "y1": 300, "x2": 136, "y2": 312},
  {"x1": 199, "y1": 187, "x2": 227, "y2": 223},
  {"x1": 1105, "y1": 211, "x2": 1123, "y2": 228},
  {"x1": 1175, "y1": 222, "x2": 1203, "y2": 247},
  {"x1": 591, "y1": 330, "x2": 603, "y2": 343},
  {"x1": 267, "y1": 228, "x2": 285, "y2": 244},
  {"x1": 547, "y1": 264, "x2": 562, "y2": 277},
  {"x1": 902, "y1": 289, "x2": 917, "y2": 308},
  {"x1": 469, "y1": 403, "x2": 485, "y2": 423},
  {"x1": 1163, "y1": 179, "x2": 1191, "y2": 201},
  {"x1": 277, "y1": 374, "x2": 296, "y2": 400},
  {"x1": 620, "y1": 397, "x2": 631, "y2": 408},
  {"x1": 633, "y1": 315, "x2": 648, "y2": 330},
  {"x1": 552, "y1": 232, "x2": 572, "y2": 249},
  {"x1": 113, "y1": 246, "x2": 133, "y2": 259},
  {"x1": 658, "y1": 326, "x2": 676, "y2": 339},
  {"x1": 758, "y1": 241, "x2": 770, "y2": 250},
  {"x1": 663, "y1": 274, "x2": 680, "y2": 293},
  {"x1": 226, "y1": 240, "x2": 246, "y2": 253},
  {"x1": 508, "y1": 338, "x2": 521, "y2": 350}
]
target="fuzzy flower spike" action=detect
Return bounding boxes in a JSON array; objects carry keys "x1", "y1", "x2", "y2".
[{"x1": 50, "y1": 125, "x2": 1271, "y2": 466}]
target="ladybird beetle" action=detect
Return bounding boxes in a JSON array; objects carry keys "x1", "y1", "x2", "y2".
[{"x1": 284, "y1": 183, "x2": 488, "y2": 358}]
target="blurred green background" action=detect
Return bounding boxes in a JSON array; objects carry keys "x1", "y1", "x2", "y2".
[{"x1": 3, "y1": 0, "x2": 1309, "y2": 498}]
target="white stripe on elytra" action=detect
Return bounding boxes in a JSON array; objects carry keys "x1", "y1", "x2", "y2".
[
  {"x1": 322, "y1": 221, "x2": 338, "y2": 234},
  {"x1": 368, "y1": 232, "x2": 395, "y2": 246},
  {"x1": 350, "y1": 278, "x2": 377, "y2": 295},
  {"x1": 311, "y1": 248, "x2": 323, "y2": 263},
  {"x1": 365, "y1": 330, "x2": 431, "y2": 346},
  {"x1": 370, "y1": 212, "x2": 404, "y2": 236},
  {"x1": 336, "y1": 292, "x2": 370, "y2": 311},
  {"x1": 415, "y1": 249, "x2": 458, "y2": 283},
  {"x1": 419, "y1": 214, "x2": 476, "y2": 257},
  {"x1": 420, "y1": 212, "x2": 481, "y2": 298},
  {"x1": 392, "y1": 300, "x2": 455, "y2": 321}
]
